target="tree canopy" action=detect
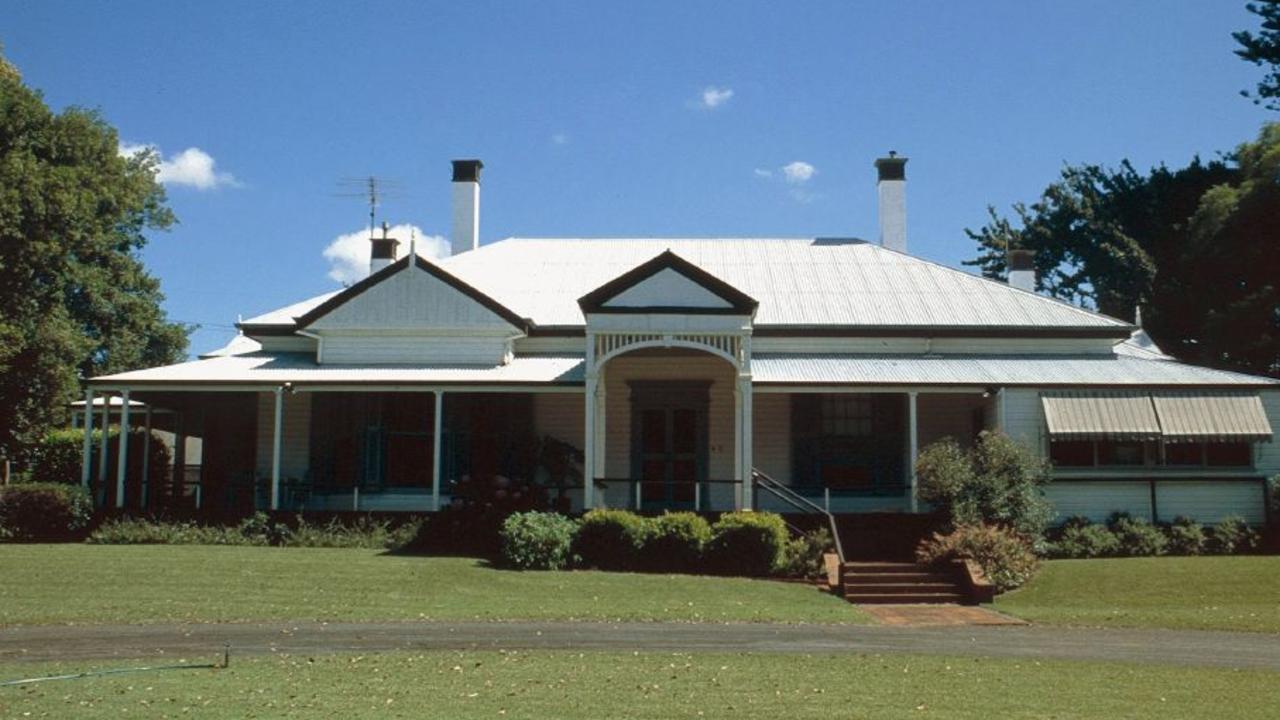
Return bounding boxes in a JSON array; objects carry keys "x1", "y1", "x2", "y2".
[
  {"x1": 0, "y1": 50, "x2": 188, "y2": 459},
  {"x1": 966, "y1": 124, "x2": 1280, "y2": 377},
  {"x1": 1235, "y1": 0, "x2": 1280, "y2": 110}
]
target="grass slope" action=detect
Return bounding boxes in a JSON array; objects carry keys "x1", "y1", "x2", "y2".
[
  {"x1": 997, "y1": 557, "x2": 1280, "y2": 633},
  {"x1": 3, "y1": 650, "x2": 1277, "y2": 719},
  {"x1": 0, "y1": 545, "x2": 863, "y2": 626}
]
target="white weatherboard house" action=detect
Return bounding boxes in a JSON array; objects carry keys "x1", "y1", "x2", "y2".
[{"x1": 83, "y1": 157, "x2": 1278, "y2": 527}]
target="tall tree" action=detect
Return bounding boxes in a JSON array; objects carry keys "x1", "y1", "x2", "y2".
[
  {"x1": 1235, "y1": 0, "x2": 1280, "y2": 110},
  {"x1": 0, "y1": 50, "x2": 189, "y2": 459},
  {"x1": 966, "y1": 124, "x2": 1280, "y2": 377}
]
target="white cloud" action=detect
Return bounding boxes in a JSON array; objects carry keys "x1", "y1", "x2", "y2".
[
  {"x1": 119, "y1": 142, "x2": 239, "y2": 190},
  {"x1": 752, "y1": 168, "x2": 773, "y2": 179},
  {"x1": 700, "y1": 86, "x2": 734, "y2": 109},
  {"x1": 322, "y1": 224, "x2": 449, "y2": 285},
  {"x1": 781, "y1": 161, "x2": 816, "y2": 184}
]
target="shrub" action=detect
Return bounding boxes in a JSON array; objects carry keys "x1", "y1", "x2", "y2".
[
  {"x1": 89, "y1": 514, "x2": 423, "y2": 549},
  {"x1": 1106, "y1": 512, "x2": 1167, "y2": 557},
  {"x1": 1210, "y1": 515, "x2": 1259, "y2": 554},
  {"x1": 915, "y1": 432, "x2": 1052, "y2": 539},
  {"x1": 573, "y1": 509, "x2": 650, "y2": 571},
  {"x1": 405, "y1": 474, "x2": 553, "y2": 557},
  {"x1": 779, "y1": 526, "x2": 834, "y2": 579},
  {"x1": 1050, "y1": 519, "x2": 1120, "y2": 559},
  {"x1": 500, "y1": 511, "x2": 578, "y2": 570},
  {"x1": 1165, "y1": 516, "x2": 1207, "y2": 556},
  {"x1": 26, "y1": 428, "x2": 171, "y2": 490},
  {"x1": 90, "y1": 517, "x2": 244, "y2": 545},
  {"x1": 0, "y1": 483, "x2": 93, "y2": 541},
  {"x1": 705, "y1": 511, "x2": 790, "y2": 577},
  {"x1": 916, "y1": 524, "x2": 1038, "y2": 592},
  {"x1": 641, "y1": 512, "x2": 711, "y2": 573}
]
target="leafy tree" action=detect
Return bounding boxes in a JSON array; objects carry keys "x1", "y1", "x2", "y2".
[
  {"x1": 1235, "y1": 0, "x2": 1280, "y2": 110},
  {"x1": 0, "y1": 49, "x2": 188, "y2": 460},
  {"x1": 966, "y1": 124, "x2": 1280, "y2": 377}
]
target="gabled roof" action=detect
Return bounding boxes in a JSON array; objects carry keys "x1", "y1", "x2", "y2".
[
  {"x1": 577, "y1": 250, "x2": 758, "y2": 315},
  {"x1": 292, "y1": 254, "x2": 529, "y2": 333},
  {"x1": 238, "y1": 238, "x2": 1136, "y2": 337}
]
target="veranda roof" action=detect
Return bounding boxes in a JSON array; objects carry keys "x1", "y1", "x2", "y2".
[
  {"x1": 89, "y1": 353, "x2": 587, "y2": 388},
  {"x1": 1151, "y1": 392, "x2": 1273, "y2": 443}
]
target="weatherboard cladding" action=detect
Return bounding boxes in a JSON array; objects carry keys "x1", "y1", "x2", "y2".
[{"x1": 240, "y1": 238, "x2": 1131, "y2": 332}]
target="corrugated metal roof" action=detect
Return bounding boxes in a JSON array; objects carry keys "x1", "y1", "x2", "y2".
[
  {"x1": 91, "y1": 354, "x2": 586, "y2": 386},
  {"x1": 750, "y1": 354, "x2": 1280, "y2": 387},
  {"x1": 240, "y1": 239, "x2": 1132, "y2": 330},
  {"x1": 1042, "y1": 392, "x2": 1162, "y2": 441},
  {"x1": 1152, "y1": 392, "x2": 1273, "y2": 442}
]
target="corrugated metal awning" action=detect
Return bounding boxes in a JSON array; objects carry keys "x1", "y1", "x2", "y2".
[
  {"x1": 1041, "y1": 392, "x2": 1162, "y2": 441},
  {"x1": 1152, "y1": 392, "x2": 1273, "y2": 443}
]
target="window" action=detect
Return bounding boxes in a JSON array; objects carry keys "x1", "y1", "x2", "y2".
[
  {"x1": 1049, "y1": 439, "x2": 1254, "y2": 469},
  {"x1": 1049, "y1": 441, "x2": 1093, "y2": 467},
  {"x1": 820, "y1": 396, "x2": 873, "y2": 437}
]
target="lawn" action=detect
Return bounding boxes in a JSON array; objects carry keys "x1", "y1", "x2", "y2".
[
  {"x1": 0, "y1": 545, "x2": 864, "y2": 626},
  {"x1": 996, "y1": 556, "x2": 1280, "y2": 633},
  {"x1": 2, "y1": 650, "x2": 1277, "y2": 719}
]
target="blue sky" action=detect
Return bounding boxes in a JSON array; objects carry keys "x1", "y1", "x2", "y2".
[{"x1": 4, "y1": 1, "x2": 1273, "y2": 355}]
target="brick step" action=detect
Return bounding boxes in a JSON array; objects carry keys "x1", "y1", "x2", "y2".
[
  {"x1": 842, "y1": 582, "x2": 961, "y2": 594},
  {"x1": 842, "y1": 562, "x2": 931, "y2": 574},
  {"x1": 844, "y1": 592, "x2": 968, "y2": 604},
  {"x1": 843, "y1": 572, "x2": 955, "y2": 585}
]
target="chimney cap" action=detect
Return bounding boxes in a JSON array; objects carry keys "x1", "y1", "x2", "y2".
[
  {"x1": 370, "y1": 236, "x2": 400, "y2": 260},
  {"x1": 1008, "y1": 248, "x2": 1036, "y2": 271},
  {"x1": 874, "y1": 153, "x2": 907, "y2": 182},
  {"x1": 451, "y1": 159, "x2": 484, "y2": 183}
]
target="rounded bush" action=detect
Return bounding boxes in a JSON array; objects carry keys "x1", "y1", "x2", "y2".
[
  {"x1": 500, "y1": 511, "x2": 578, "y2": 570},
  {"x1": 641, "y1": 512, "x2": 711, "y2": 572},
  {"x1": 1210, "y1": 515, "x2": 1259, "y2": 555},
  {"x1": 916, "y1": 523, "x2": 1038, "y2": 592},
  {"x1": 705, "y1": 511, "x2": 789, "y2": 577},
  {"x1": 1164, "y1": 516, "x2": 1207, "y2": 556},
  {"x1": 779, "y1": 526, "x2": 834, "y2": 579},
  {"x1": 0, "y1": 483, "x2": 93, "y2": 542},
  {"x1": 1051, "y1": 521, "x2": 1120, "y2": 559},
  {"x1": 573, "y1": 509, "x2": 649, "y2": 571},
  {"x1": 1107, "y1": 513, "x2": 1167, "y2": 557}
]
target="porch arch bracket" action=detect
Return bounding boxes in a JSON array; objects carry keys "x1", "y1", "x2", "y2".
[{"x1": 592, "y1": 332, "x2": 746, "y2": 370}]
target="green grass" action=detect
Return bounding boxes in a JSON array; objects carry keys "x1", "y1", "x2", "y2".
[
  {"x1": 3, "y1": 650, "x2": 1277, "y2": 719},
  {"x1": 0, "y1": 545, "x2": 864, "y2": 626},
  {"x1": 996, "y1": 557, "x2": 1280, "y2": 633}
]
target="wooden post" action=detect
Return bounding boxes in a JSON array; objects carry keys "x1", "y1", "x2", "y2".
[
  {"x1": 141, "y1": 405, "x2": 152, "y2": 508},
  {"x1": 115, "y1": 390, "x2": 131, "y2": 509},
  {"x1": 271, "y1": 386, "x2": 283, "y2": 511},
  {"x1": 80, "y1": 389, "x2": 95, "y2": 491},
  {"x1": 583, "y1": 375, "x2": 597, "y2": 510},
  {"x1": 96, "y1": 393, "x2": 110, "y2": 499},
  {"x1": 432, "y1": 390, "x2": 443, "y2": 512},
  {"x1": 908, "y1": 390, "x2": 919, "y2": 513}
]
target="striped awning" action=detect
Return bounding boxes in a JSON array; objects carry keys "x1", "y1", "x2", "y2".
[
  {"x1": 1151, "y1": 392, "x2": 1273, "y2": 443},
  {"x1": 1041, "y1": 392, "x2": 1162, "y2": 441}
]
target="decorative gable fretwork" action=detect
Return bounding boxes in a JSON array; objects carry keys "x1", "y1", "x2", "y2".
[{"x1": 591, "y1": 331, "x2": 750, "y2": 370}]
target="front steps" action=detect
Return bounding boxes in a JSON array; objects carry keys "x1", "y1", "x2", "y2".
[{"x1": 841, "y1": 561, "x2": 969, "y2": 604}]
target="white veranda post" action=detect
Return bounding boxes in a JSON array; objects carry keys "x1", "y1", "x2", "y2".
[
  {"x1": 907, "y1": 390, "x2": 919, "y2": 513},
  {"x1": 79, "y1": 388, "x2": 94, "y2": 490},
  {"x1": 96, "y1": 393, "x2": 110, "y2": 495},
  {"x1": 432, "y1": 390, "x2": 443, "y2": 512},
  {"x1": 114, "y1": 389, "x2": 131, "y2": 508},
  {"x1": 271, "y1": 386, "x2": 284, "y2": 511}
]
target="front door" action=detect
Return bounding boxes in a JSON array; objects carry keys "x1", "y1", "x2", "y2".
[{"x1": 630, "y1": 382, "x2": 709, "y2": 509}]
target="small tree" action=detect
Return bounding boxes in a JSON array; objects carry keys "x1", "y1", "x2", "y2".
[{"x1": 915, "y1": 431, "x2": 1052, "y2": 539}]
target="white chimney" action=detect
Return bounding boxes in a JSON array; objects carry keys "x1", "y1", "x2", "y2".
[
  {"x1": 874, "y1": 152, "x2": 907, "y2": 254},
  {"x1": 1008, "y1": 248, "x2": 1036, "y2": 292},
  {"x1": 451, "y1": 159, "x2": 482, "y2": 256},
  {"x1": 369, "y1": 221, "x2": 399, "y2": 275}
]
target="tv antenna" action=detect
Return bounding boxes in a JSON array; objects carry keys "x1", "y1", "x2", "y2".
[{"x1": 334, "y1": 176, "x2": 406, "y2": 238}]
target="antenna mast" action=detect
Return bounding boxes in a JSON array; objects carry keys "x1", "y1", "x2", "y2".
[{"x1": 334, "y1": 176, "x2": 404, "y2": 238}]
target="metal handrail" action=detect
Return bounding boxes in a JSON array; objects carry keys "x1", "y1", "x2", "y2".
[{"x1": 752, "y1": 469, "x2": 845, "y2": 565}]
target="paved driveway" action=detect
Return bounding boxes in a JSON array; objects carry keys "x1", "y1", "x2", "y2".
[{"x1": 3, "y1": 620, "x2": 1278, "y2": 670}]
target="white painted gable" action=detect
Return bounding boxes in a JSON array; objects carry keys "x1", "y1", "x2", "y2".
[
  {"x1": 307, "y1": 266, "x2": 518, "y2": 332},
  {"x1": 602, "y1": 267, "x2": 733, "y2": 309}
]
